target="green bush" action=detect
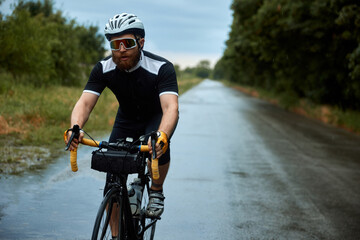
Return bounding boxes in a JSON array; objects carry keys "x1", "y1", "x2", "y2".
[{"x1": 0, "y1": 0, "x2": 105, "y2": 86}]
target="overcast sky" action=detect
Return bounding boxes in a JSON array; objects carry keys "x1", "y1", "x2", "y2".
[{"x1": 1, "y1": 0, "x2": 233, "y2": 68}]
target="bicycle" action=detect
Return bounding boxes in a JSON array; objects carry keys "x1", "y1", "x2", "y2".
[{"x1": 64, "y1": 124, "x2": 160, "y2": 240}]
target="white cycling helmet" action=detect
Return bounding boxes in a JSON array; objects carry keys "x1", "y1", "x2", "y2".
[{"x1": 104, "y1": 13, "x2": 145, "y2": 41}]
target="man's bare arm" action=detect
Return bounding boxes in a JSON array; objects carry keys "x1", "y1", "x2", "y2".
[
  {"x1": 158, "y1": 94, "x2": 179, "y2": 138},
  {"x1": 66, "y1": 92, "x2": 99, "y2": 150}
]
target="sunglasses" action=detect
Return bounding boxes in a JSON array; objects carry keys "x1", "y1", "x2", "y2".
[{"x1": 110, "y1": 38, "x2": 137, "y2": 51}]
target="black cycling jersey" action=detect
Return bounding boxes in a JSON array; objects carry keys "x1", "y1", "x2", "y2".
[{"x1": 84, "y1": 50, "x2": 178, "y2": 123}]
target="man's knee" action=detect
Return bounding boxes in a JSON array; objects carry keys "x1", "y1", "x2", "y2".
[{"x1": 158, "y1": 145, "x2": 170, "y2": 165}]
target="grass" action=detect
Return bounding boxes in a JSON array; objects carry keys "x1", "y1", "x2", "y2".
[
  {"x1": 177, "y1": 73, "x2": 203, "y2": 95},
  {"x1": 222, "y1": 80, "x2": 360, "y2": 135},
  {"x1": 0, "y1": 72, "x2": 203, "y2": 174}
]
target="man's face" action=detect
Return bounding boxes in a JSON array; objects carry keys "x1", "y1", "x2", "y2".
[{"x1": 110, "y1": 34, "x2": 145, "y2": 71}]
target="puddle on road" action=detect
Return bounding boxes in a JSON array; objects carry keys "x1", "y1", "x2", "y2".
[
  {"x1": 0, "y1": 146, "x2": 53, "y2": 175},
  {"x1": 0, "y1": 145, "x2": 107, "y2": 240}
]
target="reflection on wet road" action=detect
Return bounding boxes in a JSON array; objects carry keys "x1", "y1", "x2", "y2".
[
  {"x1": 1, "y1": 79, "x2": 360, "y2": 239},
  {"x1": 0, "y1": 147, "x2": 106, "y2": 239}
]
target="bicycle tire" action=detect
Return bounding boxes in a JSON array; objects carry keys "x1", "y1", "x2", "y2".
[
  {"x1": 92, "y1": 187, "x2": 125, "y2": 240},
  {"x1": 140, "y1": 178, "x2": 156, "y2": 240}
]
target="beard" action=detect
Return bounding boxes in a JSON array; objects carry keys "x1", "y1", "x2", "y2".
[{"x1": 112, "y1": 50, "x2": 141, "y2": 71}]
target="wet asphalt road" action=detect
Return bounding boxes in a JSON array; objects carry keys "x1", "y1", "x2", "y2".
[
  {"x1": 1, "y1": 79, "x2": 360, "y2": 239},
  {"x1": 158, "y1": 80, "x2": 360, "y2": 240}
]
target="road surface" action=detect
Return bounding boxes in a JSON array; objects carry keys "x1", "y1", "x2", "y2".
[{"x1": 1, "y1": 79, "x2": 360, "y2": 239}]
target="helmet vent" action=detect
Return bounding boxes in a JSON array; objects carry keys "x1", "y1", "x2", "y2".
[{"x1": 105, "y1": 13, "x2": 145, "y2": 40}]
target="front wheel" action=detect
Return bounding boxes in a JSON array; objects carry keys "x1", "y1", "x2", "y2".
[{"x1": 92, "y1": 187, "x2": 124, "y2": 240}]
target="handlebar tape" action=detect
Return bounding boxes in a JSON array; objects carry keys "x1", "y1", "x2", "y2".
[
  {"x1": 68, "y1": 139, "x2": 99, "y2": 172},
  {"x1": 151, "y1": 158, "x2": 160, "y2": 180},
  {"x1": 81, "y1": 138, "x2": 100, "y2": 147},
  {"x1": 140, "y1": 145, "x2": 150, "y2": 152},
  {"x1": 64, "y1": 129, "x2": 79, "y2": 172},
  {"x1": 69, "y1": 139, "x2": 99, "y2": 172},
  {"x1": 140, "y1": 144, "x2": 159, "y2": 179},
  {"x1": 150, "y1": 135, "x2": 160, "y2": 180},
  {"x1": 70, "y1": 149, "x2": 78, "y2": 172}
]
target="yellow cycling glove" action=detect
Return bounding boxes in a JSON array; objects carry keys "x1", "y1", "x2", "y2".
[{"x1": 156, "y1": 131, "x2": 168, "y2": 153}]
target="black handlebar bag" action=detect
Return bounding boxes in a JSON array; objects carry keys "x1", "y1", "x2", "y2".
[{"x1": 91, "y1": 150, "x2": 142, "y2": 174}]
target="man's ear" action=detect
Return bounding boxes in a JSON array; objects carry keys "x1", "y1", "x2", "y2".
[{"x1": 139, "y1": 38, "x2": 145, "y2": 50}]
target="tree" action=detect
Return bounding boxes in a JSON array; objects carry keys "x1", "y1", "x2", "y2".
[
  {"x1": 0, "y1": 0, "x2": 105, "y2": 86},
  {"x1": 0, "y1": 8, "x2": 53, "y2": 82},
  {"x1": 195, "y1": 60, "x2": 211, "y2": 78},
  {"x1": 213, "y1": 57, "x2": 227, "y2": 80}
]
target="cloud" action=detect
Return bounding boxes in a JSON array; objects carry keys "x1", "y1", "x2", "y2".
[{"x1": 1, "y1": 0, "x2": 232, "y2": 68}]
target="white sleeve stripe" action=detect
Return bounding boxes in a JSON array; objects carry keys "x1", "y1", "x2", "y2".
[
  {"x1": 83, "y1": 90, "x2": 101, "y2": 96},
  {"x1": 159, "y1": 91, "x2": 179, "y2": 97}
]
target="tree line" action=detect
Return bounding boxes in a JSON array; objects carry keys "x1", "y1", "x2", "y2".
[
  {"x1": 0, "y1": 0, "x2": 105, "y2": 86},
  {"x1": 175, "y1": 60, "x2": 212, "y2": 79},
  {"x1": 214, "y1": 0, "x2": 360, "y2": 110}
]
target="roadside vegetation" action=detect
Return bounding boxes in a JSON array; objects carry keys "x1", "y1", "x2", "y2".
[
  {"x1": 223, "y1": 80, "x2": 360, "y2": 134},
  {"x1": 0, "y1": 0, "x2": 105, "y2": 174},
  {"x1": 213, "y1": 0, "x2": 360, "y2": 134}
]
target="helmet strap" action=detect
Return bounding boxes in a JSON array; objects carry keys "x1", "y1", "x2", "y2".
[{"x1": 134, "y1": 34, "x2": 143, "y2": 55}]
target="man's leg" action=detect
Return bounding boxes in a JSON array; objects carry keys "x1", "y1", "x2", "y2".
[
  {"x1": 148, "y1": 161, "x2": 170, "y2": 191},
  {"x1": 145, "y1": 161, "x2": 169, "y2": 217}
]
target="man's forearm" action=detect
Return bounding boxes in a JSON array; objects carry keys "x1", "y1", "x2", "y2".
[
  {"x1": 70, "y1": 105, "x2": 90, "y2": 128},
  {"x1": 158, "y1": 106, "x2": 179, "y2": 138},
  {"x1": 70, "y1": 93, "x2": 99, "y2": 128}
]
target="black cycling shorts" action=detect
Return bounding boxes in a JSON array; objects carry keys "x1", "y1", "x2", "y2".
[{"x1": 104, "y1": 111, "x2": 173, "y2": 195}]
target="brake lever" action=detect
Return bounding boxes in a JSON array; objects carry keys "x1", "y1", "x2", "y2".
[
  {"x1": 65, "y1": 132, "x2": 75, "y2": 151},
  {"x1": 151, "y1": 132, "x2": 158, "y2": 159},
  {"x1": 65, "y1": 125, "x2": 80, "y2": 151}
]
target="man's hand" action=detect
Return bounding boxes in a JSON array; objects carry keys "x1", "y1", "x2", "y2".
[
  {"x1": 148, "y1": 131, "x2": 168, "y2": 159},
  {"x1": 65, "y1": 130, "x2": 84, "y2": 151}
]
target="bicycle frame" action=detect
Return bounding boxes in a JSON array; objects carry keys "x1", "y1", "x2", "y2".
[
  {"x1": 94, "y1": 152, "x2": 157, "y2": 239},
  {"x1": 111, "y1": 174, "x2": 138, "y2": 240}
]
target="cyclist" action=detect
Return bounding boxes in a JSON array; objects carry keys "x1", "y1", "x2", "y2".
[{"x1": 65, "y1": 13, "x2": 179, "y2": 218}]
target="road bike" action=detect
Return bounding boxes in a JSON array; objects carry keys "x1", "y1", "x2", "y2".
[{"x1": 64, "y1": 125, "x2": 160, "y2": 240}]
